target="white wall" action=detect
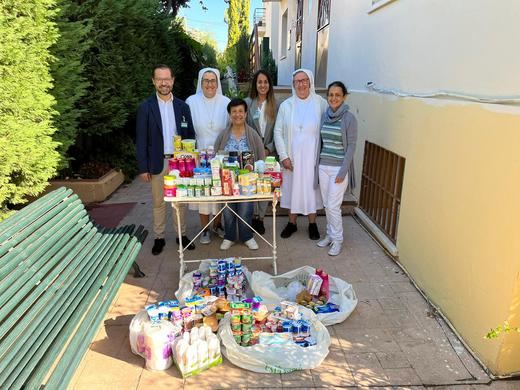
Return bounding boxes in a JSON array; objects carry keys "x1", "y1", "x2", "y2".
[
  {"x1": 269, "y1": 0, "x2": 296, "y2": 85},
  {"x1": 327, "y1": 0, "x2": 520, "y2": 96},
  {"x1": 300, "y1": 0, "x2": 318, "y2": 73}
]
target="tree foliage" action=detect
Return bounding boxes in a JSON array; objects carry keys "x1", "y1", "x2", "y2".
[
  {"x1": 223, "y1": 0, "x2": 250, "y2": 81},
  {"x1": 0, "y1": 0, "x2": 60, "y2": 219},
  {"x1": 0, "y1": 0, "x2": 215, "y2": 219},
  {"x1": 50, "y1": 0, "x2": 91, "y2": 170}
]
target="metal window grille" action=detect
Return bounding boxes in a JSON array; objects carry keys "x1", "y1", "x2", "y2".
[
  {"x1": 359, "y1": 141, "x2": 405, "y2": 243},
  {"x1": 317, "y1": 0, "x2": 331, "y2": 30},
  {"x1": 295, "y1": 0, "x2": 304, "y2": 42}
]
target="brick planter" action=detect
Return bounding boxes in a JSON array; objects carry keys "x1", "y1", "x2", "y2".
[{"x1": 47, "y1": 169, "x2": 124, "y2": 204}]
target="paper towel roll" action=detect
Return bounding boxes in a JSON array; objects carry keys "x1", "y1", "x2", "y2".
[{"x1": 144, "y1": 322, "x2": 174, "y2": 371}]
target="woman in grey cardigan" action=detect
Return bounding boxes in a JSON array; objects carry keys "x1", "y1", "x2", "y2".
[
  {"x1": 314, "y1": 81, "x2": 357, "y2": 256},
  {"x1": 245, "y1": 70, "x2": 279, "y2": 235},
  {"x1": 214, "y1": 98, "x2": 266, "y2": 251}
]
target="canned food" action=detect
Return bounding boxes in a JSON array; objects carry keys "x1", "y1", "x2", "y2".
[
  {"x1": 292, "y1": 320, "x2": 302, "y2": 335},
  {"x1": 241, "y1": 314, "x2": 253, "y2": 324},
  {"x1": 241, "y1": 323, "x2": 253, "y2": 332},
  {"x1": 282, "y1": 321, "x2": 293, "y2": 333},
  {"x1": 231, "y1": 323, "x2": 242, "y2": 332},
  {"x1": 233, "y1": 332, "x2": 242, "y2": 344}
]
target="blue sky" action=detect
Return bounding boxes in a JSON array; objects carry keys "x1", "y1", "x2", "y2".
[{"x1": 178, "y1": 0, "x2": 263, "y2": 52}]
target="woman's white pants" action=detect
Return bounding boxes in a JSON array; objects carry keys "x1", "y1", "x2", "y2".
[{"x1": 318, "y1": 164, "x2": 349, "y2": 243}]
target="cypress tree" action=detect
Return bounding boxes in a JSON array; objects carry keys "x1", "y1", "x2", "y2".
[
  {"x1": 50, "y1": 0, "x2": 91, "y2": 170},
  {"x1": 0, "y1": 0, "x2": 60, "y2": 219}
]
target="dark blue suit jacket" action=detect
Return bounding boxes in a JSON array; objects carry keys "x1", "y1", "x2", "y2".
[{"x1": 136, "y1": 95, "x2": 195, "y2": 175}]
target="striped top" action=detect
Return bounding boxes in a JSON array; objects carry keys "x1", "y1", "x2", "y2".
[{"x1": 319, "y1": 119, "x2": 344, "y2": 166}]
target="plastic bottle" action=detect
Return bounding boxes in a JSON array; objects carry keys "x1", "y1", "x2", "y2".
[
  {"x1": 318, "y1": 271, "x2": 330, "y2": 301},
  {"x1": 197, "y1": 339, "x2": 209, "y2": 368},
  {"x1": 207, "y1": 334, "x2": 220, "y2": 361},
  {"x1": 190, "y1": 326, "x2": 199, "y2": 344}
]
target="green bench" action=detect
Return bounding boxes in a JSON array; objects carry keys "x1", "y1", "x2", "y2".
[{"x1": 0, "y1": 187, "x2": 147, "y2": 389}]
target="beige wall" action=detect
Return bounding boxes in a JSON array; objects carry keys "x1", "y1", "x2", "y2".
[{"x1": 348, "y1": 91, "x2": 520, "y2": 375}]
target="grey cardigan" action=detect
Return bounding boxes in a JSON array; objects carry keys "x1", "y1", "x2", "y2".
[
  {"x1": 244, "y1": 97, "x2": 279, "y2": 153},
  {"x1": 214, "y1": 123, "x2": 266, "y2": 162},
  {"x1": 313, "y1": 104, "x2": 358, "y2": 190}
]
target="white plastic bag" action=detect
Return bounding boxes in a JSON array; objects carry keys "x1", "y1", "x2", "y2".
[
  {"x1": 251, "y1": 266, "x2": 358, "y2": 326},
  {"x1": 175, "y1": 261, "x2": 253, "y2": 305},
  {"x1": 218, "y1": 305, "x2": 330, "y2": 373},
  {"x1": 129, "y1": 310, "x2": 150, "y2": 356}
]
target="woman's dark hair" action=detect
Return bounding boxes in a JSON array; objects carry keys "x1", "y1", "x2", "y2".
[
  {"x1": 249, "y1": 70, "x2": 276, "y2": 122},
  {"x1": 227, "y1": 98, "x2": 248, "y2": 113},
  {"x1": 327, "y1": 81, "x2": 348, "y2": 96}
]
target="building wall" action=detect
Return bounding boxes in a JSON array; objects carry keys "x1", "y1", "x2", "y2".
[
  {"x1": 347, "y1": 92, "x2": 520, "y2": 375},
  {"x1": 265, "y1": 0, "x2": 520, "y2": 375}
]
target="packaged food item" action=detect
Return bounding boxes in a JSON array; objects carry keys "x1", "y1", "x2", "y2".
[
  {"x1": 307, "y1": 274, "x2": 323, "y2": 296},
  {"x1": 240, "y1": 151, "x2": 255, "y2": 171},
  {"x1": 173, "y1": 135, "x2": 182, "y2": 151},
  {"x1": 181, "y1": 139, "x2": 196, "y2": 152}
]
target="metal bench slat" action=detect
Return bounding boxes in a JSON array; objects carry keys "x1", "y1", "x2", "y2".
[
  {"x1": 0, "y1": 188, "x2": 70, "y2": 237},
  {"x1": 0, "y1": 203, "x2": 87, "y2": 297},
  {"x1": 9, "y1": 228, "x2": 138, "y2": 389},
  {"x1": 0, "y1": 228, "x2": 138, "y2": 389},
  {"x1": 0, "y1": 196, "x2": 84, "y2": 267},
  {"x1": 45, "y1": 238, "x2": 142, "y2": 389}
]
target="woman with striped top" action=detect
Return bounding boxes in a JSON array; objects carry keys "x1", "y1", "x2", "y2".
[{"x1": 314, "y1": 81, "x2": 358, "y2": 256}]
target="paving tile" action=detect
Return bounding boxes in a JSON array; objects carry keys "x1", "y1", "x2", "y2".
[
  {"x1": 137, "y1": 366, "x2": 184, "y2": 389},
  {"x1": 246, "y1": 371, "x2": 282, "y2": 388},
  {"x1": 390, "y1": 328, "x2": 474, "y2": 384},
  {"x1": 345, "y1": 352, "x2": 390, "y2": 386},
  {"x1": 376, "y1": 351, "x2": 412, "y2": 369},
  {"x1": 280, "y1": 369, "x2": 315, "y2": 388},
  {"x1": 336, "y1": 327, "x2": 401, "y2": 353},
  {"x1": 333, "y1": 299, "x2": 394, "y2": 330},
  {"x1": 351, "y1": 282, "x2": 397, "y2": 300},
  {"x1": 383, "y1": 367, "x2": 423, "y2": 386},
  {"x1": 184, "y1": 358, "x2": 246, "y2": 389}
]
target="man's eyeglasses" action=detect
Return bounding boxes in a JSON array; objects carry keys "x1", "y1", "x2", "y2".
[
  {"x1": 293, "y1": 78, "x2": 310, "y2": 86},
  {"x1": 154, "y1": 78, "x2": 173, "y2": 83},
  {"x1": 202, "y1": 79, "x2": 217, "y2": 85}
]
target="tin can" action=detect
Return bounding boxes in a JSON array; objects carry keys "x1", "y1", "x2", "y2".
[
  {"x1": 241, "y1": 323, "x2": 253, "y2": 332},
  {"x1": 209, "y1": 286, "x2": 217, "y2": 295},
  {"x1": 282, "y1": 321, "x2": 293, "y2": 333},
  {"x1": 300, "y1": 320, "x2": 310, "y2": 337},
  {"x1": 217, "y1": 261, "x2": 227, "y2": 273},
  {"x1": 233, "y1": 332, "x2": 242, "y2": 344},
  {"x1": 241, "y1": 333, "x2": 251, "y2": 346},
  {"x1": 241, "y1": 314, "x2": 253, "y2": 325},
  {"x1": 292, "y1": 320, "x2": 303, "y2": 336},
  {"x1": 217, "y1": 285, "x2": 226, "y2": 297},
  {"x1": 231, "y1": 323, "x2": 242, "y2": 332}
]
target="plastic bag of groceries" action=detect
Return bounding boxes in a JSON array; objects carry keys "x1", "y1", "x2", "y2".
[
  {"x1": 218, "y1": 305, "x2": 330, "y2": 373},
  {"x1": 251, "y1": 266, "x2": 357, "y2": 326},
  {"x1": 175, "y1": 258, "x2": 253, "y2": 305},
  {"x1": 129, "y1": 311, "x2": 178, "y2": 370}
]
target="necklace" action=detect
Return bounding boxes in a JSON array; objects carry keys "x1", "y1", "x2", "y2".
[
  {"x1": 296, "y1": 99, "x2": 310, "y2": 132},
  {"x1": 203, "y1": 98, "x2": 217, "y2": 130}
]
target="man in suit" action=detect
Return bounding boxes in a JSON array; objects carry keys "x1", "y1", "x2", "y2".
[{"x1": 136, "y1": 64, "x2": 195, "y2": 255}]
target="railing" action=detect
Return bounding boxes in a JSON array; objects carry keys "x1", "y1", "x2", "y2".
[
  {"x1": 359, "y1": 141, "x2": 405, "y2": 243},
  {"x1": 254, "y1": 8, "x2": 265, "y2": 27}
]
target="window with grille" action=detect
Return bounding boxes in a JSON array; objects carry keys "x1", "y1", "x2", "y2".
[
  {"x1": 359, "y1": 141, "x2": 405, "y2": 243},
  {"x1": 317, "y1": 0, "x2": 330, "y2": 30}
]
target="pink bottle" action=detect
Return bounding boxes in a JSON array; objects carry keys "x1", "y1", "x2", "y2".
[
  {"x1": 318, "y1": 271, "x2": 330, "y2": 301},
  {"x1": 178, "y1": 159, "x2": 186, "y2": 177},
  {"x1": 168, "y1": 158, "x2": 179, "y2": 172},
  {"x1": 186, "y1": 158, "x2": 195, "y2": 177}
]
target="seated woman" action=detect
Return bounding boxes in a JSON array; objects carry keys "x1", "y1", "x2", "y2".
[{"x1": 214, "y1": 98, "x2": 266, "y2": 250}]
